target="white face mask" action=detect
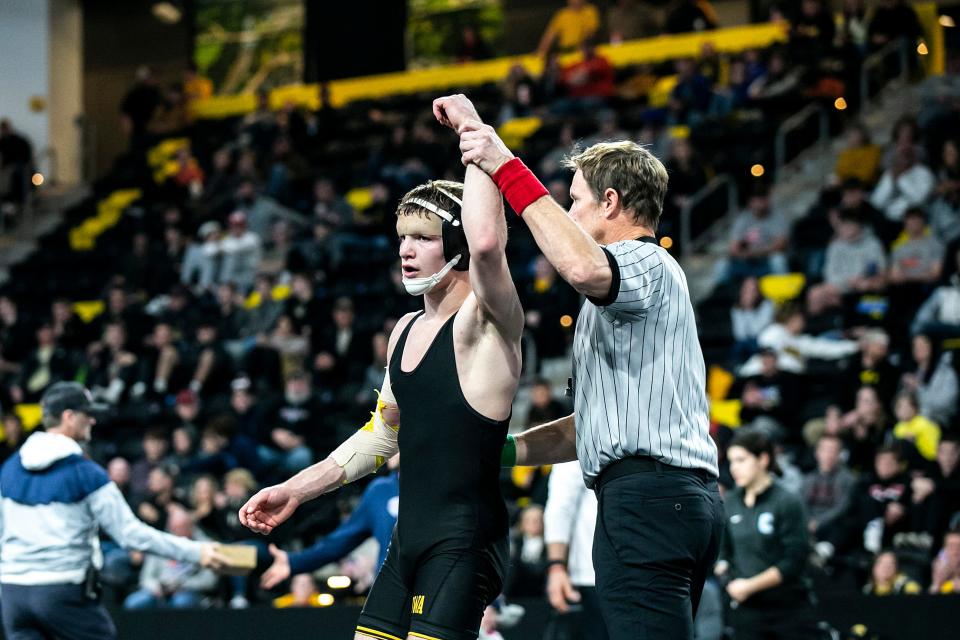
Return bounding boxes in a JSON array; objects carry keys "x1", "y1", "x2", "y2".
[{"x1": 402, "y1": 255, "x2": 461, "y2": 296}]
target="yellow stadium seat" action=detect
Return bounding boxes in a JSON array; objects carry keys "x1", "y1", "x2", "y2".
[
  {"x1": 346, "y1": 187, "x2": 374, "y2": 212},
  {"x1": 72, "y1": 300, "x2": 105, "y2": 324},
  {"x1": 497, "y1": 117, "x2": 543, "y2": 150},
  {"x1": 272, "y1": 284, "x2": 291, "y2": 301},
  {"x1": 649, "y1": 75, "x2": 679, "y2": 108},
  {"x1": 759, "y1": 273, "x2": 806, "y2": 304},
  {"x1": 14, "y1": 404, "x2": 43, "y2": 431},
  {"x1": 707, "y1": 365, "x2": 734, "y2": 401},
  {"x1": 710, "y1": 399, "x2": 741, "y2": 428}
]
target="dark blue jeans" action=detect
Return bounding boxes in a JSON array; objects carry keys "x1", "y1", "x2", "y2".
[
  {"x1": 1, "y1": 582, "x2": 116, "y2": 640},
  {"x1": 593, "y1": 461, "x2": 725, "y2": 640}
]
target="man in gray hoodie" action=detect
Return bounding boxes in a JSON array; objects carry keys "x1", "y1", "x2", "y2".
[{"x1": 0, "y1": 382, "x2": 227, "y2": 640}]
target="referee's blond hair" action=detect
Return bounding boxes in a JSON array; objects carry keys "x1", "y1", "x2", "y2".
[{"x1": 563, "y1": 141, "x2": 668, "y2": 230}]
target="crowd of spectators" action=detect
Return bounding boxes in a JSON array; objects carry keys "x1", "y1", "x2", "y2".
[{"x1": 0, "y1": 2, "x2": 953, "y2": 635}]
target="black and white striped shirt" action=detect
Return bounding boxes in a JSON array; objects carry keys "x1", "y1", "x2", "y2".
[{"x1": 572, "y1": 237, "x2": 718, "y2": 487}]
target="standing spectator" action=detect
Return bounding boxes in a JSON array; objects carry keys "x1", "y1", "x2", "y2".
[
  {"x1": 506, "y1": 505, "x2": 548, "y2": 598},
  {"x1": 181, "y1": 221, "x2": 222, "y2": 293},
  {"x1": 120, "y1": 67, "x2": 163, "y2": 148},
  {"x1": 219, "y1": 211, "x2": 262, "y2": 293},
  {"x1": 901, "y1": 334, "x2": 958, "y2": 429},
  {"x1": 802, "y1": 434, "x2": 856, "y2": 544},
  {"x1": 862, "y1": 551, "x2": 922, "y2": 595},
  {"x1": 716, "y1": 430, "x2": 818, "y2": 638},
  {"x1": 662, "y1": 136, "x2": 708, "y2": 229},
  {"x1": 536, "y1": 0, "x2": 600, "y2": 56},
  {"x1": 668, "y1": 58, "x2": 713, "y2": 125},
  {"x1": 719, "y1": 185, "x2": 789, "y2": 284},
  {"x1": 789, "y1": 0, "x2": 836, "y2": 66},
  {"x1": 123, "y1": 505, "x2": 220, "y2": 609},
  {"x1": 870, "y1": 142, "x2": 936, "y2": 223},
  {"x1": 521, "y1": 255, "x2": 579, "y2": 367},
  {"x1": 454, "y1": 25, "x2": 493, "y2": 62},
  {"x1": 0, "y1": 119, "x2": 33, "y2": 210},
  {"x1": 543, "y1": 460, "x2": 609, "y2": 640},
  {"x1": 807, "y1": 209, "x2": 887, "y2": 315}
]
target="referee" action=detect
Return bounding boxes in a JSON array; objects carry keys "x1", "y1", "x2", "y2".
[
  {"x1": 433, "y1": 95, "x2": 724, "y2": 640},
  {"x1": 0, "y1": 382, "x2": 226, "y2": 640}
]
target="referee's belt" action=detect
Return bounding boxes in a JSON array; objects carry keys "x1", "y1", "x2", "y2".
[{"x1": 594, "y1": 456, "x2": 713, "y2": 491}]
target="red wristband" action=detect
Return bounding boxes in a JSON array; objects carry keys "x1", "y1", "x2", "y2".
[{"x1": 492, "y1": 157, "x2": 549, "y2": 216}]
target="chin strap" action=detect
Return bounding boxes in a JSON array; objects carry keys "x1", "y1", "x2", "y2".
[{"x1": 402, "y1": 255, "x2": 461, "y2": 296}]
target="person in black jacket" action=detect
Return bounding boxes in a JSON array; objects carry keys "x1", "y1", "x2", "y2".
[{"x1": 716, "y1": 430, "x2": 819, "y2": 639}]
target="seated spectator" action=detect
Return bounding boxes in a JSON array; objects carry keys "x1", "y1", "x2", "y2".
[
  {"x1": 183, "y1": 319, "x2": 233, "y2": 397},
  {"x1": 552, "y1": 42, "x2": 615, "y2": 116},
  {"x1": 910, "y1": 436, "x2": 960, "y2": 543},
  {"x1": 454, "y1": 25, "x2": 493, "y2": 63},
  {"x1": 892, "y1": 391, "x2": 941, "y2": 462},
  {"x1": 134, "y1": 322, "x2": 183, "y2": 399},
  {"x1": 51, "y1": 298, "x2": 93, "y2": 352},
  {"x1": 219, "y1": 211, "x2": 262, "y2": 293},
  {"x1": 732, "y1": 348, "x2": 803, "y2": 442},
  {"x1": 0, "y1": 295, "x2": 34, "y2": 364},
  {"x1": 740, "y1": 304, "x2": 859, "y2": 376},
  {"x1": 9, "y1": 321, "x2": 73, "y2": 405},
  {"x1": 663, "y1": 135, "x2": 709, "y2": 228},
  {"x1": 667, "y1": 57, "x2": 712, "y2": 125},
  {"x1": 181, "y1": 221, "x2": 222, "y2": 293},
  {"x1": 807, "y1": 209, "x2": 887, "y2": 315},
  {"x1": 243, "y1": 273, "x2": 283, "y2": 338},
  {"x1": 536, "y1": 0, "x2": 600, "y2": 56},
  {"x1": 718, "y1": 184, "x2": 789, "y2": 284},
  {"x1": 900, "y1": 334, "x2": 958, "y2": 429},
  {"x1": 267, "y1": 315, "x2": 310, "y2": 381},
  {"x1": 123, "y1": 505, "x2": 218, "y2": 609},
  {"x1": 497, "y1": 63, "x2": 540, "y2": 125},
  {"x1": 87, "y1": 321, "x2": 139, "y2": 406},
  {"x1": 867, "y1": 0, "x2": 922, "y2": 52},
  {"x1": 730, "y1": 277, "x2": 774, "y2": 364},
  {"x1": 838, "y1": 328, "x2": 900, "y2": 410},
  {"x1": 0, "y1": 413, "x2": 25, "y2": 464},
  {"x1": 665, "y1": 0, "x2": 718, "y2": 34},
  {"x1": 506, "y1": 505, "x2": 548, "y2": 598},
  {"x1": 870, "y1": 141, "x2": 936, "y2": 224},
  {"x1": 747, "y1": 49, "x2": 804, "y2": 111},
  {"x1": 606, "y1": 0, "x2": 660, "y2": 42},
  {"x1": 862, "y1": 550, "x2": 921, "y2": 595},
  {"x1": 525, "y1": 377, "x2": 570, "y2": 427},
  {"x1": 836, "y1": 386, "x2": 890, "y2": 473},
  {"x1": 842, "y1": 446, "x2": 911, "y2": 554},
  {"x1": 888, "y1": 207, "x2": 943, "y2": 286},
  {"x1": 311, "y1": 297, "x2": 371, "y2": 390},
  {"x1": 831, "y1": 124, "x2": 883, "y2": 188},
  {"x1": 521, "y1": 255, "x2": 579, "y2": 368},
  {"x1": 803, "y1": 434, "x2": 855, "y2": 543},
  {"x1": 214, "y1": 282, "x2": 248, "y2": 342},
  {"x1": 130, "y1": 428, "x2": 173, "y2": 502},
  {"x1": 929, "y1": 528, "x2": 960, "y2": 593},
  {"x1": 272, "y1": 574, "x2": 325, "y2": 608},
  {"x1": 189, "y1": 474, "x2": 228, "y2": 540},
  {"x1": 135, "y1": 465, "x2": 179, "y2": 531},
  {"x1": 911, "y1": 248, "x2": 960, "y2": 341},
  {"x1": 259, "y1": 371, "x2": 318, "y2": 479}
]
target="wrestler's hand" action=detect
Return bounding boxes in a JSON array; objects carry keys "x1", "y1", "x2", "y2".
[
  {"x1": 433, "y1": 94, "x2": 482, "y2": 133},
  {"x1": 546, "y1": 564, "x2": 580, "y2": 613},
  {"x1": 459, "y1": 122, "x2": 515, "y2": 176},
  {"x1": 239, "y1": 483, "x2": 300, "y2": 535}
]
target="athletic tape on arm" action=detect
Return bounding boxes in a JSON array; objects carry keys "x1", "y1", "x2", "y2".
[{"x1": 329, "y1": 369, "x2": 399, "y2": 484}]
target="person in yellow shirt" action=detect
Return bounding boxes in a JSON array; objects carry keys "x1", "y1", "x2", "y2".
[
  {"x1": 893, "y1": 391, "x2": 941, "y2": 461},
  {"x1": 272, "y1": 574, "x2": 326, "y2": 608},
  {"x1": 832, "y1": 123, "x2": 883, "y2": 186},
  {"x1": 537, "y1": 0, "x2": 600, "y2": 56},
  {"x1": 862, "y1": 550, "x2": 921, "y2": 595}
]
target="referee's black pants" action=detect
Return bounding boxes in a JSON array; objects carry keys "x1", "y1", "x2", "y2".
[{"x1": 592, "y1": 458, "x2": 724, "y2": 640}]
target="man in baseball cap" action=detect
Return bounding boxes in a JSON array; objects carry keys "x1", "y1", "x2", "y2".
[{"x1": 1, "y1": 382, "x2": 228, "y2": 639}]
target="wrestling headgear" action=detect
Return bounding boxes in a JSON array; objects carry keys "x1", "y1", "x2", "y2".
[{"x1": 400, "y1": 182, "x2": 470, "y2": 296}]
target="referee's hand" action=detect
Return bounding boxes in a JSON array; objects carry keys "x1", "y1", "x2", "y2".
[{"x1": 546, "y1": 565, "x2": 581, "y2": 613}]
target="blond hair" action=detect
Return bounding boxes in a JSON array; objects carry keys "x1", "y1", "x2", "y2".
[
  {"x1": 562, "y1": 141, "x2": 668, "y2": 229},
  {"x1": 396, "y1": 180, "x2": 464, "y2": 219}
]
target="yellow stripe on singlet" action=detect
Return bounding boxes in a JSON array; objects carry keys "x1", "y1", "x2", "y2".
[
  {"x1": 356, "y1": 626, "x2": 403, "y2": 640},
  {"x1": 408, "y1": 632, "x2": 443, "y2": 640}
]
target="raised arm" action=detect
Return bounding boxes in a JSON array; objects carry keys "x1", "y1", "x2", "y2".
[
  {"x1": 461, "y1": 162, "x2": 524, "y2": 339},
  {"x1": 433, "y1": 95, "x2": 610, "y2": 298}
]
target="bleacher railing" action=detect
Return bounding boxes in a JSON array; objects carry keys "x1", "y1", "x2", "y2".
[
  {"x1": 859, "y1": 38, "x2": 911, "y2": 114},
  {"x1": 680, "y1": 174, "x2": 739, "y2": 262},
  {"x1": 774, "y1": 102, "x2": 829, "y2": 175}
]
